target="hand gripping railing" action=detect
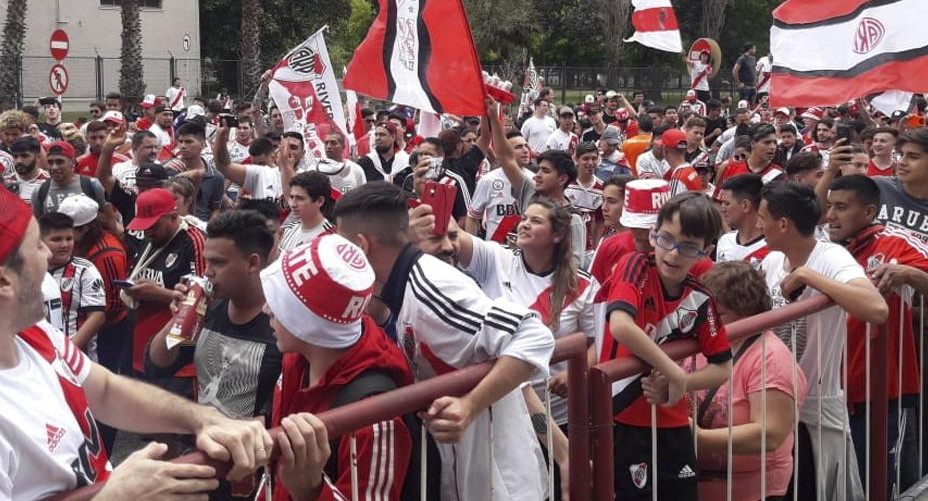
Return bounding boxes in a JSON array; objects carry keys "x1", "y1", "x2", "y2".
[
  {"x1": 47, "y1": 332, "x2": 592, "y2": 501},
  {"x1": 588, "y1": 294, "x2": 890, "y2": 501}
]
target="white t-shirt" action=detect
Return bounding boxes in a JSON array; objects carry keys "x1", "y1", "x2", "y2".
[
  {"x1": 227, "y1": 139, "x2": 251, "y2": 164},
  {"x1": 0, "y1": 321, "x2": 109, "y2": 500},
  {"x1": 148, "y1": 124, "x2": 172, "y2": 149},
  {"x1": 242, "y1": 164, "x2": 283, "y2": 202},
  {"x1": 755, "y1": 56, "x2": 772, "y2": 93},
  {"x1": 112, "y1": 160, "x2": 139, "y2": 194},
  {"x1": 760, "y1": 242, "x2": 867, "y2": 418},
  {"x1": 278, "y1": 219, "x2": 335, "y2": 252},
  {"x1": 520, "y1": 115, "x2": 557, "y2": 154},
  {"x1": 690, "y1": 60, "x2": 711, "y2": 91},
  {"x1": 307, "y1": 158, "x2": 366, "y2": 195},
  {"x1": 5, "y1": 170, "x2": 51, "y2": 205},
  {"x1": 42, "y1": 273, "x2": 64, "y2": 332},
  {"x1": 464, "y1": 238, "x2": 597, "y2": 424},
  {"x1": 165, "y1": 86, "x2": 186, "y2": 111},
  {"x1": 635, "y1": 150, "x2": 670, "y2": 180},
  {"x1": 468, "y1": 168, "x2": 529, "y2": 242},
  {"x1": 716, "y1": 231, "x2": 768, "y2": 268},
  {"x1": 545, "y1": 129, "x2": 579, "y2": 154}
]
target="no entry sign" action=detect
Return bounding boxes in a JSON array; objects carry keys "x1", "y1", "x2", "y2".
[
  {"x1": 48, "y1": 64, "x2": 69, "y2": 95},
  {"x1": 50, "y1": 29, "x2": 69, "y2": 61}
]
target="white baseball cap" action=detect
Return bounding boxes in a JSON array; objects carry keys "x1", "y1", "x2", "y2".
[
  {"x1": 58, "y1": 194, "x2": 100, "y2": 227},
  {"x1": 185, "y1": 105, "x2": 206, "y2": 120},
  {"x1": 584, "y1": 94, "x2": 595, "y2": 104},
  {"x1": 261, "y1": 234, "x2": 375, "y2": 348},
  {"x1": 102, "y1": 110, "x2": 125, "y2": 126}
]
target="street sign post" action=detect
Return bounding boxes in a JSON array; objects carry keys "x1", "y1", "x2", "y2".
[
  {"x1": 50, "y1": 29, "x2": 70, "y2": 61},
  {"x1": 48, "y1": 64, "x2": 69, "y2": 95}
]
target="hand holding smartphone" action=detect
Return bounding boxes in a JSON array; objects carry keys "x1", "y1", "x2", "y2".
[{"x1": 420, "y1": 181, "x2": 456, "y2": 236}]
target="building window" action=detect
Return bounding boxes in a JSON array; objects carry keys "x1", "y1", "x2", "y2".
[{"x1": 100, "y1": 0, "x2": 163, "y2": 8}]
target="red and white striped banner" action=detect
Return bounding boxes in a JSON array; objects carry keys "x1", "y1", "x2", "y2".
[
  {"x1": 770, "y1": 0, "x2": 928, "y2": 107},
  {"x1": 623, "y1": 0, "x2": 683, "y2": 53}
]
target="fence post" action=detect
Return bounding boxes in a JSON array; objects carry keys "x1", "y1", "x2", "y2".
[
  {"x1": 870, "y1": 323, "x2": 889, "y2": 501},
  {"x1": 566, "y1": 338, "x2": 591, "y2": 499},
  {"x1": 169, "y1": 55, "x2": 176, "y2": 86},
  {"x1": 95, "y1": 56, "x2": 104, "y2": 102},
  {"x1": 590, "y1": 367, "x2": 614, "y2": 500},
  {"x1": 561, "y1": 64, "x2": 567, "y2": 104}
]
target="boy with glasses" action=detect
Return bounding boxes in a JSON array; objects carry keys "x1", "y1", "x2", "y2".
[{"x1": 600, "y1": 191, "x2": 732, "y2": 500}]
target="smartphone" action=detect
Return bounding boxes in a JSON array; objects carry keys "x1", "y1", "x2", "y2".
[
  {"x1": 421, "y1": 181, "x2": 456, "y2": 236},
  {"x1": 221, "y1": 115, "x2": 239, "y2": 128},
  {"x1": 835, "y1": 123, "x2": 853, "y2": 143},
  {"x1": 425, "y1": 157, "x2": 444, "y2": 181},
  {"x1": 113, "y1": 279, "x2": 135, "y2": 288}
]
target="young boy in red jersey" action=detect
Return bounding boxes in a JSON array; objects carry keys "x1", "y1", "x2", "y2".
[{"x1": 600, "y1": 191, "x2": 732, "y2": 500}]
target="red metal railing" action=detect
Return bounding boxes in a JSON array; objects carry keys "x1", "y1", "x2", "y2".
[
  {"x1": 47, "y1": 332, "x2": 591, "y2": 501},
  {"x1": 589, "y1": 294, "x2": 890, "y2": 501}
]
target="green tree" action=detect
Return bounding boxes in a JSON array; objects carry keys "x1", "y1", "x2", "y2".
[
  {"x1": 119, "y1": 0, "x2": 145, "y2": 114},
  {"x1": 0, "y1": 0, "x2": 28, "y2": 107},
  {"x1": 241, "y1": 0, "x2": 262, "y2": 96}
]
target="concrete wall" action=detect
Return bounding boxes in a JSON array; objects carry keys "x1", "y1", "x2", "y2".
[{"x1": 0, "y1": 0, "x2": 201, "y2": 108}]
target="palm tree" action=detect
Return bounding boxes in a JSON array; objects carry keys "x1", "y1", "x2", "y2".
[
  {"x1": 0, "y1": 0, "x2": 28, "y2": 108},
  {"x1": 119, "y1": 0, "x2": 145, "y2": 115},
  {"x1": 241, "y1": 0, "x2": 262, "y2": 99}
]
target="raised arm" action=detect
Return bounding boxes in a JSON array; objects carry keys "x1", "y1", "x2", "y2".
[
  {"x1": 213, "y1": 123, "x2": 249, "y2": 186},
  {"x1": 487, "y1": 97, "x2": 524, "y2": 190},
  {"x1": 96, "y1": 127, "x2": 127, "y2": 195}
]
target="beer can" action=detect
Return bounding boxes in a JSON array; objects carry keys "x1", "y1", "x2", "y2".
[{"x1": 166, "y1": 275, "x2": 212, "y2": 349}]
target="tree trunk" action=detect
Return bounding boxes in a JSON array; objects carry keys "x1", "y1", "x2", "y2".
[
  {"x1": 241, "y1": 0, "x2": 262, "y2": 99},
  {"x1": 119, "y1": 0, "x2": 145, "y2": 115},
  {"x1": 0, "y1": 0, "x2": 28, "y2": 108},
  {"x1": 602, "y1": 0, "x2": 632, "y2": 74},
  {"x1": 700, "y1": 0, "x2": 731, "y2": 41}
]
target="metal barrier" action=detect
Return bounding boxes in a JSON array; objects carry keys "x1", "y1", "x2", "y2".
[
  {"x1": 46, "y1": 332, "x2": 591, "y2": 501},
  {"x1": 589, "y1": 294, "x2": 891, "y2": 501}
]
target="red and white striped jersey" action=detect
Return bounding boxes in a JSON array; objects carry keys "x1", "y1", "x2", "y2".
[
  {"x1": 715, "y1": 231, "x2": 769, "y2": 269},
  {"x1": 0, "y1": 321, "x2": 110, "y2": 500},
  {"x1": 565, "y1": 178, "x2": 604, "y2": 252},
  {"x1": 468, "y1": 168, "x2": 525, "y2": 243}
]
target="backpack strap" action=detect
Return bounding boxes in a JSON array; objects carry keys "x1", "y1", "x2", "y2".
[
  {"x1": 37, "y1": 180, "x2": 51, "y2": 211},
  {"x1": 697, "y1": 333, "x2": 762, "y2": 428},
  {"x1": 324, "y1": 370, "x2": 399, "y2": 478}
]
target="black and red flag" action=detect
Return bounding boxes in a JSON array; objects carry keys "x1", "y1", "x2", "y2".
[
  {"x1": 770, "y1": 0, "x2": 928, "y2": 107},
  {"x1": 344, "y1": 0, "x2": 486, "y2": 116}
]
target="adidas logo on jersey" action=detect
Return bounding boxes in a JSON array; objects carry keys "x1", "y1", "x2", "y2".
[
  {"x1": 46, "y1": 423, "x2": 65, "y2": 452},
  {"x1": 678, "y1": 464, "x2": 695, "y2": 479}
]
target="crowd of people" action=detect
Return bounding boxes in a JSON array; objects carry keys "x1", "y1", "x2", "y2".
[{"x1": 3, "y1": 43, "x2": 928, "y2": 501}]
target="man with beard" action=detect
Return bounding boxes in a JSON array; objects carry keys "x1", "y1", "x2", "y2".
[
  {"x1": 6, "y1": 136, "x2": 50, "y2": 205},
  {"x1": 148, "y1": 105, "x2": 176, "y2": 154},
  {"x1": 76, "y1": 121, "x2": 129, "y2": 177},
  {"x1": 97, "y1": 129, "x2": 164, "y2": 225},
  {"x1": 358, "y1": 122, "x2": 410, "y2": 183},
  {"x1": 0, "y1": 188, "x2": 278, "y2": 501}
]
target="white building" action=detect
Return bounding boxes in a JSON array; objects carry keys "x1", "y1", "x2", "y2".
[{"x1": 0, "y1": 0, "x2": 201, "y2": 108}]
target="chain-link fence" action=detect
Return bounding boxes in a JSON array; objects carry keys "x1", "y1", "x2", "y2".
[
  {"x1": 20, "y1": 57, "x2": 736, "y2": 111},
  {"x1": 19, "y1": 56, "x2": 243, "y2": 109}
]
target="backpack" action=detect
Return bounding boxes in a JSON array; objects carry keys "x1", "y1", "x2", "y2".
[
  {"x1": 37, "y1": 175, "x2": 97, "y2": 213},
  {"x1": 326, "y1": 369, "x2": 442, "y2": 501}
]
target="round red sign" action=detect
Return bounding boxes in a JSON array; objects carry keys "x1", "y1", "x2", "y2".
[{"x1": 50, "y1": 29, "x2": 69, "y2": 61}]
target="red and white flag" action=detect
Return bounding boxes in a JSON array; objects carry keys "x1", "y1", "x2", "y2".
[
  {"x1": 770, "y1": 0, "x2": 928, "y2": 107},
  {"x1": 624, "y1": 0, "x2": 682, "y2": 53},
  {"x1": 268, "y1": 27, "x2": 349, "y2": 161},
  {"x1": 343, "y1": 0, "x2": 486, "y2": 116}
]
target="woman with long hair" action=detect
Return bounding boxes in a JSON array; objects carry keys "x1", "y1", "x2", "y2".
[{"x1": 423, "y1": 196, "x2": 597, "y2": 500}]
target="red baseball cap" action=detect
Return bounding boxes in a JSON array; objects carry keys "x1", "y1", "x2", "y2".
[
  {"x1": 44, "y1": 141, "x2": 76, "y2": 159},
  {"x1": 655, "y1": 128, "x2": 688, "y2": 149},
  {"x1": 127, "y1": 188, "x2": 177, "y2": 231},
  {"x1": 0, "y1": 187, "x2": 32, "y2": 263}
]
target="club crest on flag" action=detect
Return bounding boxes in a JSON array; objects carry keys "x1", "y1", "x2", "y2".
[
  {"x1": 853, "y1": 17, "x2": 885, "y2": 54},
  {"x1": 287, "y1": 46, "x2": 326, "y2": 76}
]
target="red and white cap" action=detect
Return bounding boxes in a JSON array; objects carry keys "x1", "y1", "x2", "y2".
[
  {"x1": 102, "y1": 111, "x2": 125, "y2": 125},
  {"x1": 261, "y1": 233, "x2": 375, "y2": 348},
  {"x1": 139, "y1": 94, "x2": 160, "y2": 108},
  {"x1": 686, "y1": 89, "x2": 697, "y2": 101},
  {"x1": 615, "y1": 108, "x2": 630, "y2": 121},
  {"x1": 620, "y1": 179, "x2": 671, "y2": 229},
  {"x1": 801, "y1": 107, "x2": 823, "y2": 121},
  {"x1": 774, "y1": 107, "x2": 791, "y2": 117}
]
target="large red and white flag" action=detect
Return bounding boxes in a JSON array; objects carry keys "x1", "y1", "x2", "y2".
[
  {"x1": 268, "y1": 27, "x2": 349, "y2": 161},
  {"x1": 624, "y1": 0, "x2": 682, "y2": 53},
  {"x1": 770, "y1": 0, "x2": 928, "y2": 107},
  {"x1": 343, "y1": 0, "x2": 486, "y2": 116}
]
